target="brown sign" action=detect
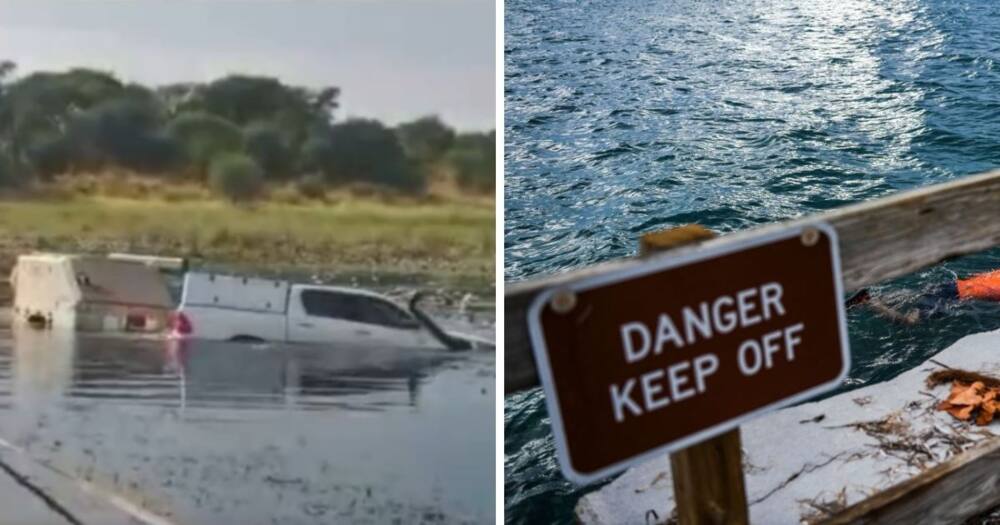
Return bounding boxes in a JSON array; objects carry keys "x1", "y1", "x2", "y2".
[{"x1": 528, "y1": 223, "x2": 850, "y2": 484}]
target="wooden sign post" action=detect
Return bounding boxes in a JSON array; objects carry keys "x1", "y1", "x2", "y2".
[{"x1": 640, "y1": 226, "x2": 747, "y2": 525}]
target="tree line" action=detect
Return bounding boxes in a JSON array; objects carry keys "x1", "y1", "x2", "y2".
[{"x1": 0, "y1": 61, "x2": 494, "y2": 200}]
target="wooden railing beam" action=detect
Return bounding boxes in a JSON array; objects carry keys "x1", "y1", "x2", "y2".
[{"x1": 505, "y1": 169, "x2": 1000, "y2": 395}]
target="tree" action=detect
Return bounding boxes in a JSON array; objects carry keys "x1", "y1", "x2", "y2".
[
  {"x1": 178, "y1": 76, "x2": 339, "y2": 147},
  {"x1": 2, "y1": 69, "x2": 124, "y2": 129},
  {"x1": 0, "y1": 149, "x2": 17, "y2": 187},
  {"x1": 166, "y1": 112, "x2": 242, "y2": 176},
  {"x1": 0, "y1": 61, "x2": 14, "y2": 81},
  {"x1": 25, "y1": 133, "x2": 80, "y2": 178},
  {"x1": 321, "y1": 119, "x2": 424, "y2": 193},
  {"x1": 0, "y1": 68, "x2": 126, "y2": 168},
  {"x1": 297, "y1": 134, "x2": 332, "y2": 174},
  {"x1": 396, "y1": 116, "x2": 455, "y2": 163},
  {"x1": 0, "y1": 65, "x2": 481, "y2": 196},
  {"x1": 156, "y1": 82, "x2": 199, "y2": 116},
  {"x1": 243, "y1": 122, "x2": 293, "y2": 179},
  {"x1": 311, "y1": 86, "x2": 340, "y2": 118},
  {"x1": 0, "y1": 60, "x2": 14, "y2": 107},
  {"x1": 209, "y1": 153, "x2": 264, "y2": 203},
  {"x1": 447, "y1": 131, "x2": 494, "y2": 194},
  {"x1": 0, "y1": 60, "x2": 15, "y2": 177},
  {"x1": 74, "y1": 96, "x2": 179, "y2": 172}
]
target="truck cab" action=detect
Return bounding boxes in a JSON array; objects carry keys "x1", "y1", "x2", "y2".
[{"x1": 286, "y1": 285, "x2": 439, "y2": 349}]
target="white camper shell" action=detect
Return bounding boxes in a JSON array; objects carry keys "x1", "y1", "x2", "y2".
[
  {"x1": 174, "y1": 272, "x2": 466, "y2": 350},
  {"x1": 11, "y1": 254, "x2": 173, "y2": 333}
]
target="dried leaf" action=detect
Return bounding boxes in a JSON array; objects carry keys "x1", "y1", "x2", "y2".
[
  {"x1": 984, "y1": 389, "x2": 999, "y2": 403},
  {"x1": 950, "y1": 384, "x2": 983, "y2": 406},
  {"x1": 937, "y1": 380, "x2": 1000, "y2": 425},
  {"x1": 947, "y1": 404, "x2": 976, "y2": 420}
]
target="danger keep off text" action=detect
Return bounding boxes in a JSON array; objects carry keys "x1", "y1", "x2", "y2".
[{"x1": 610, "y1": 282, "x2": 804, "y2": 423}]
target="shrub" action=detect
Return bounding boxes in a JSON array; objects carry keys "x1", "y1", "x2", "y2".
[
  {"x1": 208, "y1": 153, "x2": 264, "y2": 203},
  {"x1": 296, "y1": 173, "x2": 326, "y2": 200}
]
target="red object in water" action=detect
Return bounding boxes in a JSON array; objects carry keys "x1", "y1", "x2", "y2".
[
  {"x1": 169, "y1": 311, "x2": 193, "y2": 335},
  {"x1": 957, "y1": 269, "x2": 1000, "y2": 301}
]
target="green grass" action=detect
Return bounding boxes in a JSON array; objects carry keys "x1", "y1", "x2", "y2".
[{"x1": 0, "y1": 196, "x2": 495, "y2": 285}]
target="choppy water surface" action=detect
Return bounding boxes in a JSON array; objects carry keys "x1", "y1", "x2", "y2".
[
  {"x1": 505, "y1": 0, "x2": 1000, "y2": 522},
  {"x1": 0, "y1": 322, "x2": 495, "y2": 524}
]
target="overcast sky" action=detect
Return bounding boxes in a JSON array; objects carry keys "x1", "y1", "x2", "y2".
[{"x1": 0, "y1": 0, "x2": 495, "y2": 131}]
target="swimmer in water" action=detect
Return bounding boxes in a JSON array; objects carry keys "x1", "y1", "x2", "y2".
[{"x1": 847, "y1": 269, "x2": 1000, "y2": 324}]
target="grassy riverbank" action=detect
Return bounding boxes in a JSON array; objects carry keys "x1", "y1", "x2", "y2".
[{"x1": 0, "y1": 194, "x2": 494, "y2": 289}]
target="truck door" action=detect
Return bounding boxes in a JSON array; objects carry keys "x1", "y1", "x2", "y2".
[
  {"x1": 352, "y1": 295, "x2": 438, "y2": 349},
  {"x1": 288, "y1": 288, "x2": 365, "y2": 346}
]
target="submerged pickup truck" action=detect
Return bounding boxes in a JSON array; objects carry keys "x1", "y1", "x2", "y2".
[{"x1": 170, "y1": 272, "x2": 488, "y2": 351}]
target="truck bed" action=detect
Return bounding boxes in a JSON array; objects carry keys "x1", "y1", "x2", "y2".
[
  {"x1": 178, "y1": 273, "x2": 291, "y2": 341},
  {"x1": 179, "y1": 304, "x2": 286, "y2": 341}
]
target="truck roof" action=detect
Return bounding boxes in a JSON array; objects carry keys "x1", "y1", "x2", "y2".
[
  {"x1": 180, "y1": 271, "x2": 402, "y2": 312},
  {"x1": 292, "y1": 283, "x2": 394, "y2": 300}
]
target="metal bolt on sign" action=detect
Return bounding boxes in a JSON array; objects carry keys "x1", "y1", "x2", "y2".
[
  {"x1": 801, "y1": 227, "x2": 820, "y2": 246},
  {"x1": 550, "y1": 289, "x2": 577, "y2": 314}
]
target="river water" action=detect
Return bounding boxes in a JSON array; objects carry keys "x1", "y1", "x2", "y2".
[
  {"x1": 0, "y1": 320, "x2": 495, "y2": 524},
  {"x1": 504, "y1": 0, "x2": 1000, "y2": 522}
]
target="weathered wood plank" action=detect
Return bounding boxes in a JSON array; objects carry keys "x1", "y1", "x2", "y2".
[
  {"x1": 821, "y1": 438, "x2": 1000, "y2": 525},
  {"x1": 505, "y1": 169, "x2": 1000, "y2": 394}
]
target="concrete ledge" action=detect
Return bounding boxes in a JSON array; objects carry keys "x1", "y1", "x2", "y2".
[
  {"x1": 576, "y1": 329, "x2": 1000, "y2": 524},
  {"x1": 0, "y1": 440, "x2": 169, "y2": 525}
]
